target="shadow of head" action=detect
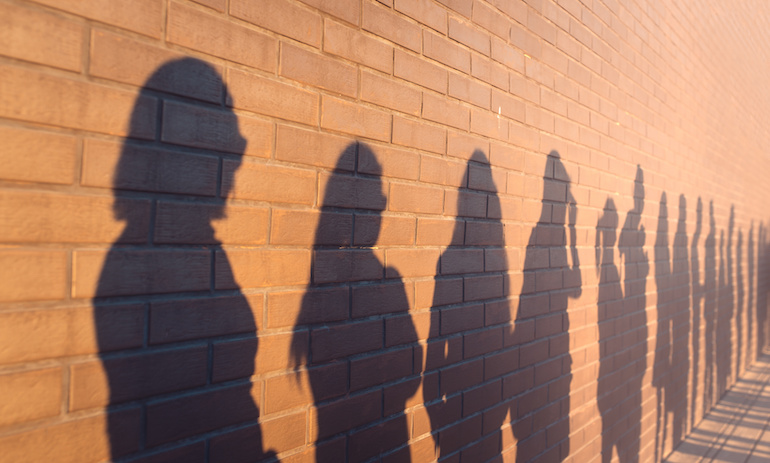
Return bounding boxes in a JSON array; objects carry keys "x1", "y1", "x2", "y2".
[{"x1": 113, "y1": 58, "x2": 244, "y2": 222}]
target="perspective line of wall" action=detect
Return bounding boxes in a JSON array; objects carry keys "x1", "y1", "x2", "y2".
[{"x1": 1, "y1": 1, "x2": 770, "y2": 462}]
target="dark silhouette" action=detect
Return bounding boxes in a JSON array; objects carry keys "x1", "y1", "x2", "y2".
[
  {"x1": 512, "y1": 151, "x2": 581, "y2": 461},
  {"x1": 423, "y1": 150, "x2": 511, "y2": 461},
  {"x1": 95, "y1": 59, "x2": 273, "y2": 460},
  {"x1": 737, "y1": 227, "x2": 744, "y2": 374},
  {"x1": 747, "y1": 223, "x2": 755, "y2": 366},
  {"x1": 598, "y1": 166, "x2": 648, "y2": 463},
  {"x1": 670, "y1": 195, "x2": 690, "y2": 448},
  {"x1": 690, "y1": 197, "x2": 703, "y2": 426},
  {"x1": 716, "y1": 207, "x2": 734, "y2": 398},
  {"x1": 758, "y1": 223, "x2": 767, "y2": 353},
  {"x1": 291, "y1": 144, "x2": 420, "y2": 462},
  {"x1": 703, "y1": 201, "x2": 717, "y2": 414},
  {"x1": 653, "y1": 192, "x2": 671, "y2": 463}
]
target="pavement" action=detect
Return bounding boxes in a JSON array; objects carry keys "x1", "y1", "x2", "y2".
[{"x1": 665, "y1": 352, "x2": 770, "y2": 463}]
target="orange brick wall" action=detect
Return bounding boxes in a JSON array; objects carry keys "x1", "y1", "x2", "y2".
[{"x1": 1, "y1": 0, "x2": 770, "y2": 462}]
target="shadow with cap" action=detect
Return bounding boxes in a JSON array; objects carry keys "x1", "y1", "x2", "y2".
[
  {"x1": 598, "y1": 165, "x2": 648, "y2": 463},
  {"x1": 291, "y1": 143, "x2": 420, "y2": 462},
  {"x1": 95, "y1": 59, "x2": 275, "y2": 461}
]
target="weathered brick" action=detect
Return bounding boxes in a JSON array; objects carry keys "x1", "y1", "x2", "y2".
[
  {"x1": 449, "y1": 72, "x2": 492, "y2": 108},
  {"x1": 32, "y1": 0, "x2": 162, "y2": 38},
  {"x1": 394, "y1": 0, "x2": 447, "y2": 34},
  {"x1": 361, "y1": 70, "x2": 422, "y2": 116},
  {"x1": 0, "y1": 368, "x2": 61, "y2": 427},
  {"x1": 392, "y1": 115, "x2": 446, "y2": 154},
  {"x1": 423, "y1": 29, "x2": 471, "y2": 73},
  {"x1": 217, "y1": 249, "x2": 310, "y2": 289},
  {"x1": 389, "y1": 182, "x2": 445, "y2": 214},
  {"x1": 224, "y1": 159, "x2": 316, "y2": 205},
  {"x1": 449, "y1": 17, "x2": 490, "y2": 55},
  {"x1": 423, "y1": 91, "x2": 470, "y2": 130},
  {"x1": 395, "y1": 49, "x2": 448, "y2": 93},
  {"x1": 299, "y1": 0, "x2": 360, "y2": 25}
]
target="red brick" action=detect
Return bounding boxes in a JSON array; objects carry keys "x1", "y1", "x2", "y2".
[
  {"x1": 389, "y1": 182, "x2": 445, "y2": 214},
  {"x1": 267, "y1": 287, "x2": 349, "y2": 328},
  {"x1": 437, "y1": 0, "x2": 472, "y2": 17},
  {"x1": 491, "y1": 37, "x2": 526, "y2": 72},
  {"x1": 394, "y1": 0, "x2": 447, "y2": 34},
  {"x1": 70, "y1": 347, "x2": 207, "y2": 410},
  {"x1": 264, "y1": 363, "x2": 347, "y2": 413},
  {"x1": 272, "y1": 209, "x2": 352, "y2": 246},
  {"x1": 299, "y1": 0, "x2": 360, "y2": 25},
  {"x1": 231, "y1": 0, "x2": 321, "y2": 47},
  {"x1": 0, "y1": 126, "x2": 76, "y2": 185},
  {"x1": 465, "y1": 274, "x2": 504, "y2": 301},
  {"x1": 90, "y1": 30, "x2": 222, "y2": 103},
  {"x1": 0, "y1": 368, "x2": 61, "y2": 427},
  {"x1": 227, "y1": 69, "x2": 318, "y2": 125},
  {"x1": 361, "y1": 70, "x2": 422, "y2": 116},
  {"x1": 311, "y1": 389, "x2": 382, "y2": 440},
  {"x1": 395, "y1": 49, "x2": 448, "y2": 93},
  {"x1": 448, "y1": 131, "x2": 490, "y2": 160},
  {"x1": 321, "y1": 95, "x2": 392, "y2": 142},
  {"x1": 150, "y1": 294, "x2": 262, "y2": 344},
  {"x1": 32, "y1": 0, "x2": 162, "y2": 38},
  {"x1": 0, "y1": 2, "x2": 82, "y2": 71},
  {"x1": 471, "y1": 53, "x2": 509, "y2": 90},
  {"x1": 448, "y1": 72, "x2": 491, "y2": 108},
  {"x1": 319, "y1": 170, "x2": 387, "y2": 210},
  {"x1": 162, "y1": 100, "x2": 272, "y2": 157},
  {"x1": 0, "y1": 304, "x2": 143, "y2": 364},
  {"x1": 147, "y1": 383, "x2": 260, "y2": 446},
  {"x1": 470, "y1": 107, "x2": 509, "y2": 139},
  {"x1": 416, "y1": 276, "x2": 463, "y2": 308},
  {"x1": 354, "y1": 214, "x2": 416, "y2": 246},
  {"x1": 424, "y1": 29, "x2": 471, "y2": 73},
  {"x1": 492, "y1": 89, "x2": 526, "y2": 122},
  {"x1": 393, "y1": 115, "x2": 446, "y2": 154},
  {"x1": 0, "y1": 409, "x2": 141, "y2": 462},
  {"x1": 441, "y1": 248, "x2": 484, "y2": 274},
  {"x1": 224, "y1": 159, "x2": 316, "y2": 205},
  {"x1": 276, "y1": 125, "x2": 354, "y2": 170},
  {"x1": 82, "y1": 139, "x2": 218, "y2": 196},
  {"x1": 193, "y1": 0, "x2": 225, "y2": 11},
  {"x1": 472, "y1": 1, "x2": 510, "y2": 40},
  {"x1": 386, "y1": 248, "x2": 440, "y2": 278},
  {"x1": 210, "y1": 412, "x2": 306, "y2": 461},
  {"x1": 420, "y1": 154, "x2": 467, "y2": 187},
  {"x1": 311, "y1": 319, "x2": 384, "y2": 363},
  {"x1": 154, "y1": 201, "x2": 268, "y2": 245},
  {"x1": 387, "y1": 310, "x2": 436, "y2": 346},
  {"x1": 348, "y1": 414, "x2": 411, "y2": 462},
  {"x1": 351, "y1": 281, "x2": 413, "y2": 318},
  {"x1": 510, "y1": 20, "x2": 542, "y2": 57},
  {"x1": 132, "y1": 442, "x2": 206, "y2": 463},
  {"x1": 510, "y1": 71, "x2": 541, "y2": 104},
  {"x1": 449, "y1": 17, "x2": 490, "y2": 55},
  {"x1": 417, "y1": 217, "x2": 461, "y2": 245},
  {"x1": 351, "y1": 347, "x2": 415, "y2": 391},
  {"x1": 0, "y1": 250, "x2": 65, "y2": 302},
  {"x1": 441, "y1": 303, "x2": 484, "y2": 335},
  {"x1": 0, "y1": 190, "x2": 148, "y2": 244},
  {"x1": 217, "y1": 249, "x2": 310, "y2": 289},
  {"x1": 312, "y1": 249, "x2": 384, "y2": 283},
  {"x1": 485, "y1": 347, "x2": 519, "y2": 380},
  {"x1": 363, "y1": 1, "x2": 421, "y2": 52},
  {"x1": 444, "y1": 188, "x2": 487, "y2": 218},
  {"x1": 280, "y1": 43, "x2": 357, "y2": 97},
  {"x1": 324, "y1": 20, "x2": 393, "y2": 73},
  {"x1": 423, "y1": 91, "x2": 470, "y2": 130},
  {"x1": 440, "y1": 358, "x2": 484, "y2": 395},
  {"x1": 168, "y1": 2, "x2": 275, "y2": 71},
  {"x1": 0, "y1": 66, "x2": 156, "y2": 138},
  {"x1": 361, "y1": 144, "x2": 420, "y2": 180}
]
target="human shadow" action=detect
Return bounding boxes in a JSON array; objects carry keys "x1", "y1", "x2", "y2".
[
  {"x1": 703, "y1": 201, "x2": 717, "y2": 414},
  {"x1": 670, "y1": 194, "x2": 690, "y2": 448},
  {"x1": 690, "y1": 197, "x2": 703, "y2": 426},
  {"x1": 653, "y1": 192, "x2": 671, "y2": 462},
  {"x1": 424, "y1": 150, "x2": 510, "y2": 461},
  {"x1": 598, "y1": 165, "x2": 648, "y2": 463},
  {"x1": 737, "y1": 226, "x2": 745, "y2": 374},
  {"x1": 291, "y1": 143, "x2": 420, "y2": 462},
  {"x1": 512, "y1": 151, "x2": 581, "y2": 461},
  {"x1": 716, "y1": 207, "x2": 735, "y2": 398},
  {"x1": 95, "y1": 59, "x2": 273, "y2": 461}
]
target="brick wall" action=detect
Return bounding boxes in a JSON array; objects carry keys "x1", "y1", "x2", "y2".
[{"x1": 1, "y1": 0, "x2": 770, "y2": 462}]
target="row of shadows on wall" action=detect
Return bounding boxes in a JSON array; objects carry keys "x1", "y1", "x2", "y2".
[{"x1": 95, "y1": 60, "x2": 770, "y2": 462}]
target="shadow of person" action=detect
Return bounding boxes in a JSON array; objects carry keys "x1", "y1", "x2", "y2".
[
  {"x1": 670, "y1": 194, "x2": 689, "y2": 447},
  {"x1": 512, "y1": 151, "x2": 581, "y2": 462},
  {"x1": 291, "y1": 143, "x2": 420, "y2": 462},
  {"x1": 599, "y1": 165, "x2": 648, "y2": 463},
  {"x1": 690, "y1": 197, "x2": 703, "y2": 426},
  {"x1": 94, "y1": 58, "x2": 274, "y2": 461},
  {"x1": 423, "y1": 150, "x2": 511, "y2": 461},
  {"x1": 703, "y1": 201, "x2": 717, "y2": 413},
  {"x1": 653, "y1": 192, "x2": 671, "y2": 462},
  {"x1": 717, "y1": 207, "x2": 735, "y2": 398}
]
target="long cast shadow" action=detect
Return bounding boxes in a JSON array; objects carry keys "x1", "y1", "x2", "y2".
[
  {"x1": 690, "y1": 198, "x2": 703, "y2": 426},
  {"x1": 95, "y1": 59, "x2": 272, "y2": 461},
  {"x1": 670, "y1": 195, "x2": 689, "y2": 450},
  {"x1": 512, "y1": 152, "x2": 581, "y2": 461},
  {"x1": 598, "y1": 165, "x2": 648, "y2": 463},
  {"x1": 703, "y1": 201, "x2": 717, "y2": 414},
  {"x1": 653, "y1": 192, "x2": 671, "y2": 462},
  {"x1": 291, "y1": 143, "x2": 420, "y2": 462}
]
